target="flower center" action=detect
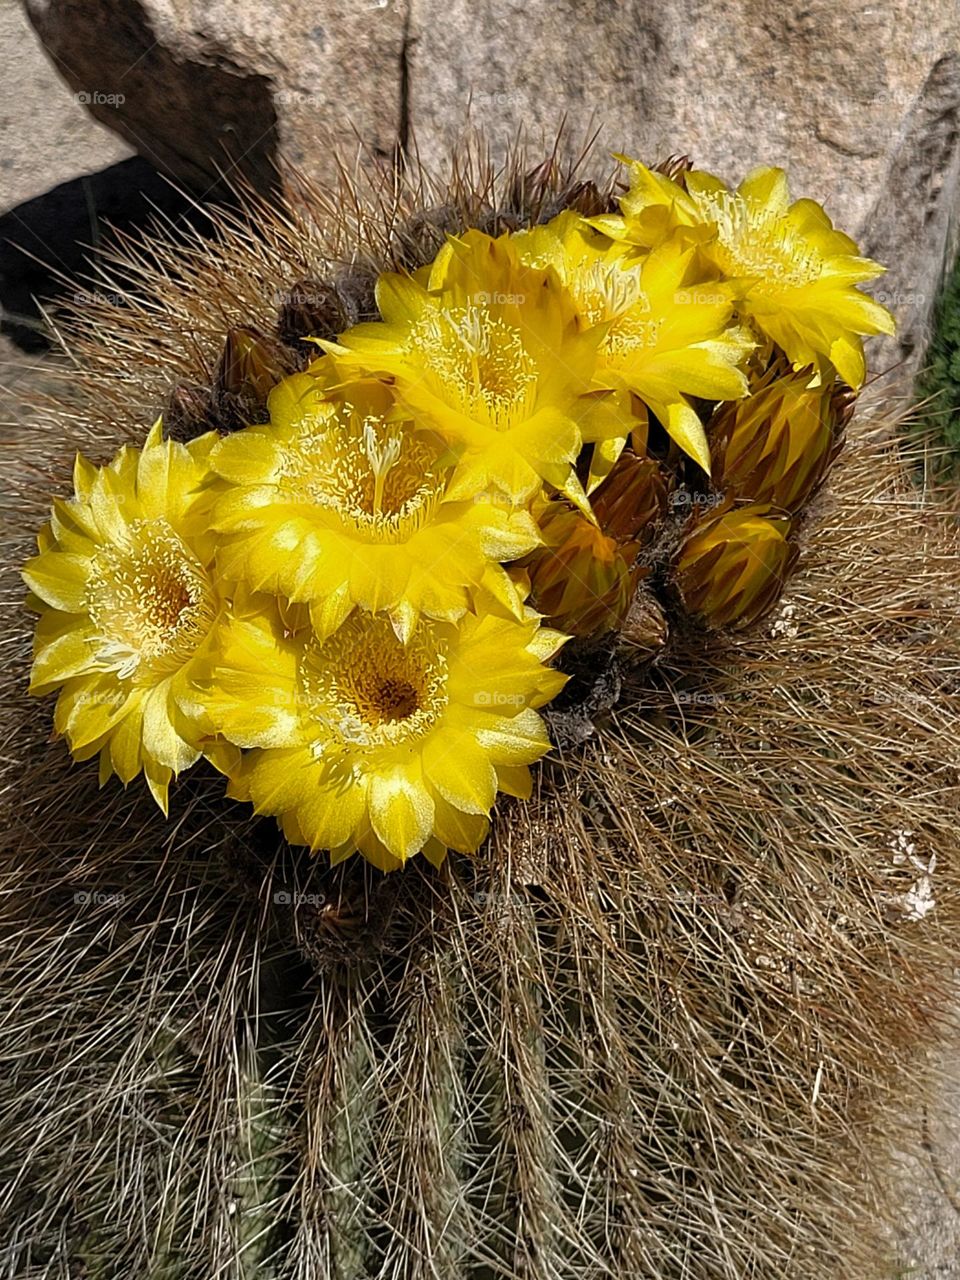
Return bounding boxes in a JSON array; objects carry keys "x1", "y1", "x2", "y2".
[
  {"x1": 575, "y1": 261, "x2": 664, "y2": 358},
  {"x1": 280, "y1": 404, "x2": 447, "y2": 543},
  {"x1": 85, "y1": 520, "x2": 215, "y2": 681},
  {"x1": 697, "y1": 191, "x2": 822, "y2": 290},
  {"x1": 409, "y1": 302, "x2": 537, "y2": 430},
  {"x1": 577, "y1": 259, "x2": 645, "y2": 326},
  {"x1": 299, "y1": 614, "x2": 449, "y2": 754}
]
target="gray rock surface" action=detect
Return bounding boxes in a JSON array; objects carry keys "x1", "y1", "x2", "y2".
[
  {"x1": 0, "y1": 0, "x2": 130, "y2": 212},
  {"x1": 19, "y1": 0, "x2": 960, "y2": 383},
  {"x1": 22, "y1": 0, "x2": 408, "y2": 195},
  {"x1": 0, "y1": 0, "x2": 131, "y2": 363},
  {"x1": 889, "y1": 1022, "x2": 960, "y2": 1279}
]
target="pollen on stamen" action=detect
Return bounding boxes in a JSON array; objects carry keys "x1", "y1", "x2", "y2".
[
  {"x1": 85, "y1": 520, "x2": 215, "y2": 680},
  {"x1": 301, "y1": 614, "x2": 450, "y2": 754},
  {"x1": 702, "y1": 191, "x2": 823, "y2": 289},
  {"x1": 280, "y1": 403, "x2": 449, "y2": 543},
  {"x1": 409, "y1": 303, "x2": 538, "y2": 431},
  {"x1": 577, "y1": 260, "x2": 647, "y2": 325}
]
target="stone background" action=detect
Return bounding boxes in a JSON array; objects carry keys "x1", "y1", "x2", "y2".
[{"x1": 15, "y1": 0, "x2": 960, "y2": 389}]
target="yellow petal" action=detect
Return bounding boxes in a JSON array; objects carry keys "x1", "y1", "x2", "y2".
[
  {"x1": 376, "y1": 271, "x2": 429, "y2": 324},
  {"x1": 60, "y1": 677, "x2": 130, "y2": 750},
  {"x1": 109, "y1": 699, "x2": 145, "y2": 784},
  {"x1": 368, "y1": 764, "x2": 435, "y2": 861},
  {"x1": 430, "y1": 795, "x2": 489, "y2": 853},
  {"x1": 211, "y1": 429, "x2": 285, "y2": 486},
  {"x1": 423, "y1": 731, "x2": 497, "y2": 815},
  {"x1": 142, "y1": 682, "x2": 200, "y2": 773},
  {"x1": 73, "y1": 452, "x2": 99, "y2": 499},
  {"x1": 304, "y1": 579, "x2": 355, "y2": 642},
  {"x1": 496, "y1": 763, "x2": 534, "y2": 799},
  {"x1": 30, "y1": 625, "x2": 98, "y2": 691},
  {"x1": 265, "y1": 372, "x2": 333, "y2": 433},
  {"x1": 665, "y1": 402, "x2": 711, "y2": 473},
  {"x1": 143, "y1": 754, "x2": 173, "y2": 815},
  {"x1": 421, "y1": 837, "x2": 450, "y2": 869},
  {"x1": 22, "y1": 553, "x2": 90, "y2": 613},
  {"x1": 828, "y1": 333, "x2": 866, "y2": 390},
  {"x1": 738, "y1": 166, "x2": 790, "y2": 214}
]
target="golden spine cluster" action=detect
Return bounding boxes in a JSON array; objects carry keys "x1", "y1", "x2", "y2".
[{"x1": 22, "y1": 157, "x2": 893, "y2": 870}]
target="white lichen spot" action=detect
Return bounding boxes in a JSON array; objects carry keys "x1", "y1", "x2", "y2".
[
  {"x1": 888, "y1": 828, "x2": 918, "y2": 862},
  {"x1": 881, "y1": 831, "x2": 936, "y2": 922},
  {"x1": 769, "y1": 599, "x2": 799, "y2": 640}
]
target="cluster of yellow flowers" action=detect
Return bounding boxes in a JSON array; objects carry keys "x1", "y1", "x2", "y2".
[{"x1": 24, "y1": 160, "x2": 893, "y2": 871}]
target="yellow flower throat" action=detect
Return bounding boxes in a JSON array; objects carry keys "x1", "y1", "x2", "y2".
[
  {"x1": 284, "y1": 407, "x2": 448, "y2": 543},
  {"x1": 410, "y1": 303, "x2": 537, "y2": 429},
  {"x1": 85, "y1": 520, "x2": 214, "y2": 681},
  {"x1": 699, "y1": 191, "x2": 822, "y2": 289},
  {"x1": 300, "y1": 614, "x2": 449, "y2": 753}
]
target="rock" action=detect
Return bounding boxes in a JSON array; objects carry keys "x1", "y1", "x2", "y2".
[
  {"x1": 0, "y1": 0, "x2": 130, "y2": 211},
  {"x1": 22, "y1": 0, "x2": 408, "y2": 194},
  {"x1": 408, "y1": 0, "x2": 960, "y2": 389},
  {"x1": 20, "y1": 0, "x2": 960, "y2": 381}
]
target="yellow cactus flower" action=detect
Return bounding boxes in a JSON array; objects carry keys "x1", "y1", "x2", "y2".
[
  {"x1": 590, "y1": 155, "x2": 704, "y2": 250},
  {"x1": 210, "y1": 371, "x2": 540, "y2": 642},
  {"x1": 200, "y1": 602, "x2": 568, "y2": 871},
  {"x1": 515, "y1": 211, "x2": 754, "y2": 473},
  {"x1": 323, "y1": 228, "x2": 616, "y2": 510},
  {"x1": 604, "y1": 160, "x2": 894, "y2": 389},
  {"x1": 22, "y1": 423, "x2": 226, "y2": 812}
]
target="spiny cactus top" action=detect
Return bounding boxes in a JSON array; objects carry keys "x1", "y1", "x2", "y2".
[{"x1": 22, "y1": 157, "x2": 893, "y2": 872}]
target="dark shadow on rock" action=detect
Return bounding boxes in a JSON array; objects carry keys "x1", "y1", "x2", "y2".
[
  {"x1": 25, "y1": 0, "x2": 280, "y2": 196},
  {"x1": 0, "y1": 156, "x2": 223, "y2": 352}
]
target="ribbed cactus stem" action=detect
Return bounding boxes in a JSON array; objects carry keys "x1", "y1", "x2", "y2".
[
  {"x1": 480, "y1": 878, "x2": 561, "y2": 1278},
  {"x1": 295, "y1": 979, "x2": 379, "y2": 1280},
  {"x1": 372, "y1": 945, "x2": 468, "y2": 1278},
  {"x1": 216, "y1": 1038, "x2": 284, "y2": 1278}
]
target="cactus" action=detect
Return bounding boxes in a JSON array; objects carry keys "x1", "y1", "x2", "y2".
[{"x1": 1, "y1": 142, "x2": 959, "y2": 1279}]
